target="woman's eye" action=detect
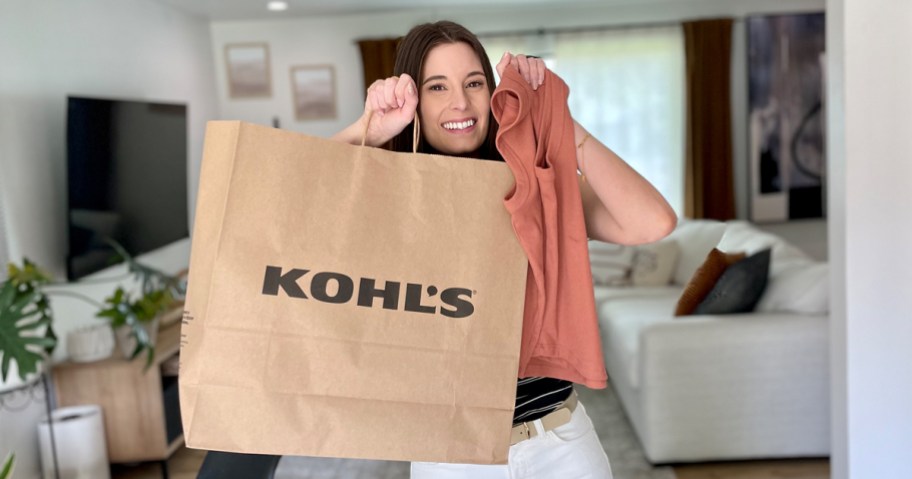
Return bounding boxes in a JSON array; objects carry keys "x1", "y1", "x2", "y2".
[
  {"x1": 467, "y1": 80, "x2": 485, "y2": 89},
  {"x1": 428, "y1": 84, "x2": 446, "y2": 91}
]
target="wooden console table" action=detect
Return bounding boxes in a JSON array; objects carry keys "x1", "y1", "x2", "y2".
[{"x1": 53, "y1": 318, "x2": 183, "y2": 478}]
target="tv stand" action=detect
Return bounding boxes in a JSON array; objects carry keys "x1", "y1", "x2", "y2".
[{"x1": 53, "y1": 310, "x2": 184, "y2": 478}]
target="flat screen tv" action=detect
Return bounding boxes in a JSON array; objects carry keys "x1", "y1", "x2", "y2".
[{"x1": 66, "y1": 96, "x2": 188, "y2": 280}]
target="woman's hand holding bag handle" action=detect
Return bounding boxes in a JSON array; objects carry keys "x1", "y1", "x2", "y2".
[{"x1": 358, "y1": 74, "x2": 419, "y2": 147}]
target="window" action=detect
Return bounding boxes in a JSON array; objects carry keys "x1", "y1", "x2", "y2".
[{"x1": 485, "y1": 25, "x2": 685, "y2": 214}]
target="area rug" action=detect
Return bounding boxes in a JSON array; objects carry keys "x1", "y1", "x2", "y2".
[
  {"x1": 578, "y1": 384, "x2": 676, "y2": 479},
  {"x1": 274, "y1": 384, "x2": 675, "y2": 479}
]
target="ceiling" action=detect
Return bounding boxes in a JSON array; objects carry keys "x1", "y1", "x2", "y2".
[{"x1": 151, "y1": 0, "x2": 614, "y2": 21}]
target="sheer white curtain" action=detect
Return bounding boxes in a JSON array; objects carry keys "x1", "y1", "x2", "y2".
[{"x1": 484, "y1": 25, "x2": 685, "y2": 214}]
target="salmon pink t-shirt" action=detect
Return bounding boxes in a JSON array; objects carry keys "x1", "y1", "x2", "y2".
[{"x1": 491, "y1": 68, "x2": 608, "y2": 389}]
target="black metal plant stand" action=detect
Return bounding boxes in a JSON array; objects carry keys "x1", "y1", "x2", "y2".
[{"x1": 0, "y1": 373, "x2": 60, "y2": 479}]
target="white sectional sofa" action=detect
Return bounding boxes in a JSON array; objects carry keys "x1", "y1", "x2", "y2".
[{"x1": 590, "y1": 220, "x2": 830, "y2": 464}]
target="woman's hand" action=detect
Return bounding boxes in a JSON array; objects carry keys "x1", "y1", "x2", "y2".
[
  {"x1": 332, "y1": 74, "x2": 419, "y2": 147},
  {"x1": 495, "y1": 52, "x2": 546, "y2": 90},
  {"x1": 362, "y1": 74, "x2": 419, "y2": 146}
]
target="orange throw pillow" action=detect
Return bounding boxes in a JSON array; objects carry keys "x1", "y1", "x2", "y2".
[{"x1": 674, "y1": 248, "x2": 747, "y2": 316}]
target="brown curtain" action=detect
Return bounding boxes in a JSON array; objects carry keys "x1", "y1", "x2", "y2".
[
  {"x1": 682, "y1": 18, "x2": 735, "y2": 220},
  {"x1": 356, "y1": 38, "x2": 400, "y2": 95}
]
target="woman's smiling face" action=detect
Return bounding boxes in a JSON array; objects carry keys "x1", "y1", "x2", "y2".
[{"x1": 418, "y1": 42, "x2": 491, "y2": 156}]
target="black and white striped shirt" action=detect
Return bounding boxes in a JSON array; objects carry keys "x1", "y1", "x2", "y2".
[{"x1": 512, "y1": 377, "x2": 573, "y2": 426}]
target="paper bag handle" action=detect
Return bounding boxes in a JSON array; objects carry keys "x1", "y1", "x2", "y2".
[
  {"x1": 360, "y1": 112, "x2": 421, "y2": 154},
  {"x1": 412, "y1": 115, "x2": 420, "y2": 153}
]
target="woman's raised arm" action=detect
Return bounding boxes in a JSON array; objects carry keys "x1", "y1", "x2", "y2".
[
  {"x1": 574, "y1": 122, "x2": 677, "y2": 245},
  {"x1": 496, "y1": 53, "x2": 676, "y2": 245}
]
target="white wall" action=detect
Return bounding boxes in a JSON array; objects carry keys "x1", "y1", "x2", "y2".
[
  {"x1": 0, "y1": 175, "x2": 8, "y2": 276},
  {"x1": 0, "y1": 0, "x2": 217, "y2": 476},
  {"x1": 825, "y1": 1, "x2": 847, "y2": 477},
  {"x1": 828, "y1": 0, "x2": 912, "y2": 477}
]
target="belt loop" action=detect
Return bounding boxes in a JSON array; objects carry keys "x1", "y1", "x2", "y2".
[
  {"x1": 521, "y1": 422, "x2": 531, "y2": 439},
  {"x1": 531, "y1": 418, "x2": 546, "y2": 436}
]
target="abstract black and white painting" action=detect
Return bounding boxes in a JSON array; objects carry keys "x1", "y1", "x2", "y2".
[{"x1": 748, "y1": 13, "x2": 826, "y2": 222}]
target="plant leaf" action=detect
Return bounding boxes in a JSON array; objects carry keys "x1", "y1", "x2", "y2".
[
  {"x1": 1, "y1": 452, "x2": 14, "y2": 479},
  {"x1": 0, "y1": 281, "x2": 55, "y2": 382},
  {"x1": 8, "y1": 258, "x2": 51, "y2": 287}
]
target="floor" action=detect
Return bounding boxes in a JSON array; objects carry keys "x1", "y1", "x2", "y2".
[
  {"x1": 673, "y1": 460, "x2": 829, "y2": 479},
  {"x1": 112, "y1": 442, "x2": 828, "y2": 479},
  {"x1": 110, "y1": 447, "x2": 205, "y2": 479},
  {"x1": 112, "y1": 447, "x2": 828, "y2": 479},
  {"x1": 111, "y1": 385, "x2": 829, "y2": 479}
]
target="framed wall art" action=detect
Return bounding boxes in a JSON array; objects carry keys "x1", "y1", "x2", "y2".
[
  {"x1": 747, "y1": 12, "x2": 826, "y2": 222},
  {"x1": 290, "y1": 65, "x2": 337, "y2": 121},
  {"x1": 225, "y1": 43, "x2": 272, "y2": 98}
]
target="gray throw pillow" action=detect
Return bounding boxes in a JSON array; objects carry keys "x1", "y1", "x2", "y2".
[{"x1": 693, "y1": 248, "x2": 771, "y2": 315}]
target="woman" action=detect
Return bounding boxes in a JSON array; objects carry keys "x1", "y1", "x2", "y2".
[{"x1": 333, "y1": 20, "x2": 675, "y2": 479}]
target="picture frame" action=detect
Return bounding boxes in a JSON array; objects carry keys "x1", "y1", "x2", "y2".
[
  {"x1": 224, "y1": 43, "x2": 272, "y2": 98},
  {"x1": 290, "y1": 64, "x2": 337, "y2": 121}
]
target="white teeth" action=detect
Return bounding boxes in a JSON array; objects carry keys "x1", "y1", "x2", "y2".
[{"x1": 443, "y1": 119, "x2": 475, "y2": 130}]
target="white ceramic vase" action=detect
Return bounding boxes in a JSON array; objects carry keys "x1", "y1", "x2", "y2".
[{"x1": 66, "y1": 324, "x2": 115, "y2": 363}]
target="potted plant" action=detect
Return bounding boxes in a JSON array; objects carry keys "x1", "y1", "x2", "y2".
[
  {"x1": 97, "y1": 285, "x2": 174, "y2": 364},
  {"x1": 0, "y1": 241, "x2": 184, "y2": 384},
  {"x1": 91, "y1": 240, "x2": 184, "y2": 365}
]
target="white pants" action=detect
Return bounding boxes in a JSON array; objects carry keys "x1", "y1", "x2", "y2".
[{"x1": 410, "y1": 401, "x2": 613, "y2": 479}]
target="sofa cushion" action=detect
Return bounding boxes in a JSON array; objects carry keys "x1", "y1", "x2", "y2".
[
  {"x1": 630, "y1": 240, "x2": 679, "y2": 286},
  {"x1": 665, "y1": 220, "x2": 727, "y2": 285},
  {"x1": 675, "y1": 248, "x2": 747, "y2": 316},
  {"x1": 588, "y1": 241, "x2": 635, "y2": 286},
  {"x1": 693, "y1": 249, "x2": 771, "y2": 315},
  {"x1": 589, "y1": 239, "x2": 680, "y2": 287},
  {"x1": 594, "y1": 285, "x2": 683, "y2": 304},
  {"x1": 598, "y1": 292, "x2": 682, "y2": 389},
  {"x1": 756, "y1": 262, "x2": 829, "y2": 314},
  {"x1": 717, "y1": 221, "x2": 810, "y2": 276}
]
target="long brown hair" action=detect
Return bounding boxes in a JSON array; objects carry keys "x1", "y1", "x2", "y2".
[{"x1": 391, "y1": 21, "x2": 503, "y2": 162}]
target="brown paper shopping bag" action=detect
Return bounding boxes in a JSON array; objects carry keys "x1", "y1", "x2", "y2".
[{"x1": 180, "y1": 121, "x2": 527, "y2": 465}]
